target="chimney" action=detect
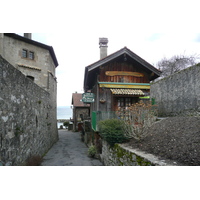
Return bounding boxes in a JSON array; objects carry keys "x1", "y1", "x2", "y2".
[
  {"x1": 99, "y1": 38, "x2": 108, "y2": 59},
  {"x1": 24, "y1": 33, "x2": 32, "y2": 39}
]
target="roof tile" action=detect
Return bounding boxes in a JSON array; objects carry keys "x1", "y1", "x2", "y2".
[
  {"x1": 110, "y1": 89, "x2": 145, "y2": 95},
  {"x1": 72, "y1": 93, "x2": 90, "y2": 107}
]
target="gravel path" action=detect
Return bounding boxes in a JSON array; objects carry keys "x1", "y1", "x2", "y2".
[{"x1": 41, "y1": 130, "x2": 103, "y2": 166}]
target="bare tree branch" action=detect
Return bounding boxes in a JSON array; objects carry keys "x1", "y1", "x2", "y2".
[
  {"x1": 156, "y1": 54, "x2": 200, "y2": 78},
  {"x1": 117, "y1": 101, "x2": 157, "y2": 141}
]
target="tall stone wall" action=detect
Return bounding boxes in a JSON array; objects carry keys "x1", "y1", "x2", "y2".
[
  {"x1": 0, "y1": 56, "x2": 58, "y2": 165},
  {"x1": 150, "y1": 65, "x2": 200, "y2": 116}
]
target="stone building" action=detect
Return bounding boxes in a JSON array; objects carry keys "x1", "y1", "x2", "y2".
[
  {"x1": 71, "y1": 93, "x2": 90, "y2": 131},
  {"x1": 0, "y1": 33, "x2": 59, "y2": 165},
  {"x1": 0, "y1": 33, "x2": 58, "y2": 90}
]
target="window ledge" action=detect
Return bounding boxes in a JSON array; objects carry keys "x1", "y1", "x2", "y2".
[{"x1": 18, "y1": 64, "x2": 41, "y2": 71}]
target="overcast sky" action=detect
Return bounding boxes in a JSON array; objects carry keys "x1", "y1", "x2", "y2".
[
  {"x1": 1, "y1": 0, "x2": 199, "y2": 195},
  {"x1": 3, "y1": 0, "x2": 200, "y2": 106}
]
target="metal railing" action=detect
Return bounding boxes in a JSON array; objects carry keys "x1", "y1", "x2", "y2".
[
  {"x1": 92, "y1": 111, "x2": 117, "y2": 131},
  {"x1": 91, "y1": 99, "x2": 157, "y2": 132}
]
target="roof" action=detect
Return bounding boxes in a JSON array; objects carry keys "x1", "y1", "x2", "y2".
[
  {"x1": 71, "y1": 93, "x2": 90, "y2": 107},
  {"x1": 110, "y1": 89, "x2": 145, "y2": 95},
  {"x1": 84, "y1": 46, "x2": 161, "y2": 90},
  {"x1": 4, "y1": 33, "x2": 58, "y2": 67}
]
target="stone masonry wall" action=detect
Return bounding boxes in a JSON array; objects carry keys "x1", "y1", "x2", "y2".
[
  {"x1": 150, "y1": 65, "x2": 200, "y2": 116},
  {"x1": 2, "y1": 34, "x2": 56, "y2": 90},
  {"x1": 100, "y1": 140, "x2": 175, "y2": 166},
  {"x1": 0, "y1": 56, "x2": 58, "y2": 165}
]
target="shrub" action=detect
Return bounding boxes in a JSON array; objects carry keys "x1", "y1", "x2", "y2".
[
  {"x1": 88, "y1": 145, "x2": 97, "y2": 158},
  {"x1": 117, "y1": 101, "x2": 157, "y2": 141},
  {"x1": 98, "y1": 119, "x2": 130, "y2": 146},
  {"x1": 63, "y1": 121, "x2": 69, "y2": 128}
]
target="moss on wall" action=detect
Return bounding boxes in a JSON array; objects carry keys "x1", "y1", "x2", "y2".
[{"x1": 102, "y1": 141, "x2": 154, "y2": 166}]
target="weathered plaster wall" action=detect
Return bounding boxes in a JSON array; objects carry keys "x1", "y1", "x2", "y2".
[
  {"x1": 100, "y1": 140, "x2": 175, "y2": 166},
  {"x1": 0, "y1": 56, "x2": 58, "y2": 165},
  {"x1": 150, "y1": 65, "x2": 200, "y2": 116}
]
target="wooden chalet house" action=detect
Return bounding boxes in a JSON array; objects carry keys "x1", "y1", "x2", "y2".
[{"x1": 83, "y1": 38, "x2": 161, "y2": 131}]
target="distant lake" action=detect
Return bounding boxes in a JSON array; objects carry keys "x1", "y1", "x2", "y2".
[
  {"x1": 57, "y1": 106, "x2": 72, "y2": 120},
  {"x1": 57, "y1": 106, "x2": 72, "y2": 128}
]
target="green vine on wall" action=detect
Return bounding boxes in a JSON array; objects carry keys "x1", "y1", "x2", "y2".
[{"x1": 15, "y1": 126, "x2": 24, "y2": 137}]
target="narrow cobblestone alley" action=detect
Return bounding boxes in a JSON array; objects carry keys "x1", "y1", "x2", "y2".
[{"x1": 41, "y1": 130, "x2": 103, "y2": 166}]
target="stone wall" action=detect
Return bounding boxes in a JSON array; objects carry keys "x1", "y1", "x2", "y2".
[
  {"x1": 0, "y1": 56, "x2": 58, "y2": 165},
  {"x1": 100, "y1": 140, "x2": 175, "y2": 166},
  {"x1": 150, "y1": 65, "x2": 200, "y2": 116}
]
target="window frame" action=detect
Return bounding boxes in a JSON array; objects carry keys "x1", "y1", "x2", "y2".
[
  {"x1": 117, "y1": 97, "x2": 139, "y2": 109},
  {"x1": 21, "y1": 49, "x2": 35, "y2": 61},
  {"x1": 29, "y1": 51, "x2": 34, "y2": 60},
  {"x1": 22, "y1": 49, "x2": 28, "y2": 58}
]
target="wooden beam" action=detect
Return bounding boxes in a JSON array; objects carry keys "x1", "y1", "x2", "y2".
[
  {"x1": 99, "y1": 82, "x2": 150, "y2": 89},
  {"x1": 105, "y1": 71, "x2": 144, "y2": 77}
]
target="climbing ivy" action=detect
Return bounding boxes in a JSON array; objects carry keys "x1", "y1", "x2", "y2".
[{"x1": 15, "y1": 126, "x2": 24, "y2": 137}]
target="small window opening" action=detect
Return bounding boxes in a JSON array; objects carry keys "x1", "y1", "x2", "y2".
[
  {"x1": 29, "y1": 51, "x2": 34, "y2": 60},
  {"x1": 27, "y1": 75, "x2": 34, "y2": 81},
  {"x1": 22, "y1": 49, "x2": 27, "y2": 58},
  {"x1": 80, "y1": 114, "x2": 83, "y2": 121},
  {"x1": 36, "y1": 116, "x2": 38, "y2": 127}
]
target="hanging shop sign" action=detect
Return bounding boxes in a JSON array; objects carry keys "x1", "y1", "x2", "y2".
[{"x1": 82, "y1": 93, "x2": 95, "y2": 103}]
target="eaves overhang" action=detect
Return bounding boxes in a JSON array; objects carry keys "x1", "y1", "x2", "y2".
[
  {"x1": 86, "y1": 47, "x2": 161, "y2": 77},
  {"x1": 4, "y1": 33, "x2": 59, "y2": 67},
  {"x1": 84, "y1": 46, "x2": 162, "y2": 91}
]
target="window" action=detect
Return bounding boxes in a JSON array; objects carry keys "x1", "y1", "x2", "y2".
[
  {"x1": 22, "y1": 49, "x2": 28, "y2": 58},
  {"x1": 29, "y1": 51, "x2": 34, "y2": 60},
  {"x1": 118, "y1": 98, "x2": 131, "y2": 109},
  {"x1": 118, "y1": 98, "x2": 124, "y2": 107},
  {"x1": 125, "y1": 98, "x2": 131, "y2": 107},
  {"x1": 119, "y1": 77, "x2": 124, "y2": 82},
  {"x1": 22, "y1": 49, "x2": 35, "y2": 60},
  {"x1": 117, "y1": 97, "x2": 139, "y2": 109},
  {"x1": 26, "y1": 75, "x2": 34, "y2": 81}
]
